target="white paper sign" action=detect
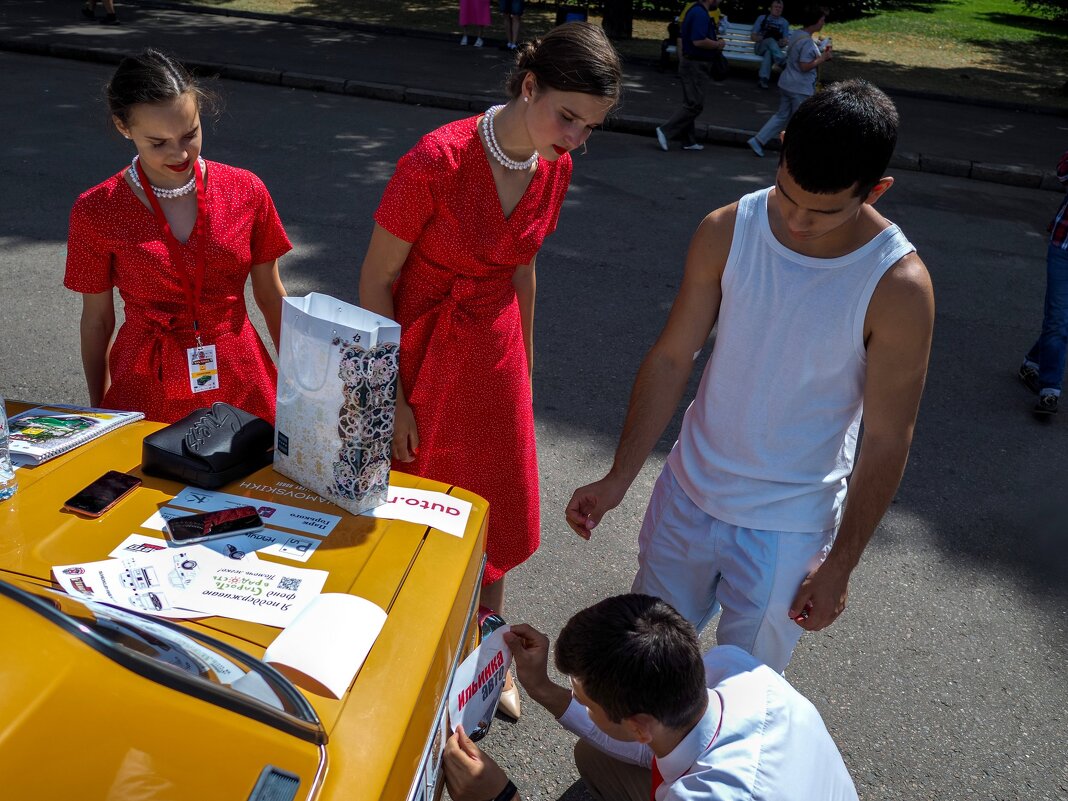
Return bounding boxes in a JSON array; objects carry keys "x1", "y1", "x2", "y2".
[
  {"x1": 263, "y1": 593, "x2": 387, "y2": 699},
  {"x1": 55, "y1": 549, "x2": 327, "y2": 627},
  {"x1": 53, "y1": 551, "x2": 208, "y2": 620},
  {"x1": 182, "y1": 561, "x2": 328, "y2": 628},
  {"x1": 168, "y1": 487, "x2": 341, "y2": 537},
  {"x1": 110, "y1": 532, "x2": 259, "y2": 563},
  {"x1": 362, "y1": 487, "x2": 473, "y2": 538},
  {"x1": 140, "y1": 508, "x2": 320, "y2": 562},
  {"x1": 448, "y1": 626, "x2": 512, "y2": 734}
]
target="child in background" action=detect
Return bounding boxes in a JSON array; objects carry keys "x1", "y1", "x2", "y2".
[{"x1": 747, "y1": 7, "x2": 831, "y2": 157}]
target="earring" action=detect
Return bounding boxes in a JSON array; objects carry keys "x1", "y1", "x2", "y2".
[
  {"x1": 523, "y1": 96, "x2": 529, "y2": 102},
  {"x1": 581, "y1": 141, "x2": 588, "y2": 156}
]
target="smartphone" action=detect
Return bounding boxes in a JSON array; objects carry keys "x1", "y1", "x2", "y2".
[
  {"x1": 164, "y1": 506, "x2": 264, "y2": 544},
  {"x1": 63, "y1": 471, "x2": 142, "y2": 518}
]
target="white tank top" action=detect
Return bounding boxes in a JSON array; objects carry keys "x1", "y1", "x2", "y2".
[{"x1": 666, "y1": 187, "x2": 915, "y2": 533}]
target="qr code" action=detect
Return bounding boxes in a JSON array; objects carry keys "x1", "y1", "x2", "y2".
[{"x1": 278, "y1": 577, "x2": 303, "y2": 591}]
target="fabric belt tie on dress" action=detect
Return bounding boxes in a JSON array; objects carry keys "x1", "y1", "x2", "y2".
[{"x1": 134, "y1": 304, "x2": 248, "y2": 383}]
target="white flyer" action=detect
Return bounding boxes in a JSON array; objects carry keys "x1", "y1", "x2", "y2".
[
  {"x1": 167, "y1": 487, "x2": 341, "y2": 537},
  {"x1": 263, "y1": 593, "x2": 386, "y2": 699},
  {"x1": 140, "y1": 508, "x2": 320, "y2": 562},
  {"x1": 448, "y1": 626, "x2": 512, "y2": 734},
  {"x1": 55, "y1": 549, "x2": 327, "y2": 627},
  {"x1": 182, "y1": 561, "x2": 328, "y2": 628},
  {"x1": 362, "y1": 486, "x2": 473, "y2": 539},
  {"x1": 110, "y1": 532, "x2": 259, "y2": 563},
  {"x1": 52, "y1": 550, "x2": 212, "y2": 620}
]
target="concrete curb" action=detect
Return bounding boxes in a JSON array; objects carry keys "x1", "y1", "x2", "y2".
[{"x1": 1, "y1": 41, "x2": 1059, "y2": 193}]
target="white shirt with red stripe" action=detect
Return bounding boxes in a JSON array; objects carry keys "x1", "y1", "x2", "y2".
[{"x1": 557, "y1": 645, "x2": 858, "y2": 800}]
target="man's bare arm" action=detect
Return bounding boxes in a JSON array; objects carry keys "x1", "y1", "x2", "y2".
[
  {"x1": 791, "y1": 252, "x2": 935, "y2": 628},
  {"x1": 565, "y1": 204, "x2": 736, "y2": 537}
]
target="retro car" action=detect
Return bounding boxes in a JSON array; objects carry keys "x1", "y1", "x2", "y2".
[{"x1": 0, "y1": 400, "x2": 489, "y2": 800}]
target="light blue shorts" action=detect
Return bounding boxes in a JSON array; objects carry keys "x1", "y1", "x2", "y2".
[{"x1": 632, "y1": 464, "x2": 835, "y2": 673}]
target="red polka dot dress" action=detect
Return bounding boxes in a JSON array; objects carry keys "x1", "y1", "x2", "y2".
[
  {"x1": 374, "y1": 116, "x2": 572, "y2": 585},
  {"x1": 64, "y1": 161, "x2": 292, "y2": 424}
]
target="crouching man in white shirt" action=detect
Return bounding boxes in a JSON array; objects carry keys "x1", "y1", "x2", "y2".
[{"x1": 443, "y1": 593, "x2": 857, "y2": 801}]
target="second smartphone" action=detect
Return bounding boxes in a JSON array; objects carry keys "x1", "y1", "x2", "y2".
[{"x1": 164, "y1": 506, "x2": 265, "y2": 545}]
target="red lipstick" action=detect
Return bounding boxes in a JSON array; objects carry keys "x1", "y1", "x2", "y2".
[{"x1": 167, "y1": 160, "x2": 191, "y2": 172}]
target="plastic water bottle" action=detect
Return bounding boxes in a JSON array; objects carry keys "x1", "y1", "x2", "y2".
[{"x1": 0, "y1": 400, "x2": 18, "y2": 502}]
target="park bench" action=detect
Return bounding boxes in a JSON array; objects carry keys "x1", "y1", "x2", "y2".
[{"x1": 661, "y1": 19, "x2": 783, "y2": 69}]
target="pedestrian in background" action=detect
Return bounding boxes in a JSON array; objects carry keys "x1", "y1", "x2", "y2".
[
  {"x1": 655, "y1": 0, "x2": 727, "y2": 152},
  {"x1": 747, "y1": 6, "x2": 830, "y2": 158},
  {"x1": 1018, "y1": 148, "x2": 1068, "y2": 417},
  {"x1": 751, "y1": 0, "x2": 790, "y2": 89},
  {"x1": 82, "y1": 0, "x2": 119, "y2": 25},
  {"x1": 459, "y1": 0, "x2": 490, "y2": 47},
  {"x1": 500, "y1": 0, "x2": 524, "y2": 50}
]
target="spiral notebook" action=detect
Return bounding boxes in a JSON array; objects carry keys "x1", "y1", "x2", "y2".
[{"x1": 8, "y1": 404, "x2": 144, "y2": 465}]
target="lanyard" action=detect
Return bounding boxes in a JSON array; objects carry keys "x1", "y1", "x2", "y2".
[{"x1": 135, "y1": 157, "x2": 208, "y2": 344}]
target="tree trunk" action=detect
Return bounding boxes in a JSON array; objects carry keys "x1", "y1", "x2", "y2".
[{"x1": 601, "y1": 0, "x2": 633, "y2": 40}]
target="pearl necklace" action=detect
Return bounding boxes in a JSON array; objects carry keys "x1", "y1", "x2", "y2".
[
  {"x1": 481, "y1": 105, "x2": 538, "y2": 171},
  {"x1": 128, "y1": 155, "x2": 205, "y2": 199}
]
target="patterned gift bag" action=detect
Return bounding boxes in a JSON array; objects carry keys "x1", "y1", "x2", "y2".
[{"x1": 274, "y1": 293, "x2": 400, "y2": 514}]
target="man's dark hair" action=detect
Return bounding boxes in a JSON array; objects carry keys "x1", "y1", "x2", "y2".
[
  {"x1": 554, "y1": 594, "x2": 707, "y2": 730},
  {"x1": 780, "y1": 79, "x2": 899, "y2": 197},
  {"x1": 796, "y1": 6, "x2": 827, "y2": 27}
]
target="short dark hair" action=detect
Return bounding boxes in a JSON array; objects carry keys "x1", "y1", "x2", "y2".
[
  {"x1": 796, "y1": 6, "x2": 827, "y2": 27},
  {"x1": 507, "y1": 22, "x2": 623, "y2": 105},
  {"x1": 554, "y1": 594, "x2": 707, "y2": 730},
  {"x1": 107, "y1": 48, "x2": 219, "y2": 127},
  {"x1": 780, "y1": 79, "x2": 898, "y2": 197}
]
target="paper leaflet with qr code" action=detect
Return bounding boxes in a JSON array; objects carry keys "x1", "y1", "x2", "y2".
[
  {"x1": 181, "y1": 558, "x2": 328, "y2": 628},
  {"x1": 53, "y1": 547, "x2": 327, "y2": 629}
]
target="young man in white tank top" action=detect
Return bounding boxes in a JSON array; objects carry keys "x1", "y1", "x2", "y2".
[{"x1": 566, "y1": 80, "x2": 935, "y2": 673}]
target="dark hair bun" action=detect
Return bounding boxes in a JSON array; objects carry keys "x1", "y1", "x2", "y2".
[{"x1": 505, "y1": 22, "x2": 622, "y2": 103}]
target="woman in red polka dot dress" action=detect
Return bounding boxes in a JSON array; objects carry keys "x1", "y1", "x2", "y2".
[
  {"x1": 65, "y1": 49, "x2": 290, "y2": 424},
  {"x1": 360, "y1": 25, "x2": 622, "y2": 630}
]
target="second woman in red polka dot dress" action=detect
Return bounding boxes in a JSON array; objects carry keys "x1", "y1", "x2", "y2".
[{"x1": 360, "y1": 24, "x2": 622, "y2": 692}]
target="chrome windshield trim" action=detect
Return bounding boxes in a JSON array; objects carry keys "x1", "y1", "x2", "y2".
[
  {"x1": 0, "y1": 578, "x2": 326, "y2": 745},
  {"x1": 405, "y1": 553, "x2": 487, "y2": 801}
]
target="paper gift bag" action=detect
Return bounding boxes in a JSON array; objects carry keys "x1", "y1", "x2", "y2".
[{"x1": 274, "y1": 293, "x2": 400, "y2": 514}]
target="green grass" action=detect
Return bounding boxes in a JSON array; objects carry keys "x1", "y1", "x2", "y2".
[
  {"x1": 816, "y1": 0, "x2": 1068, "y2": 107},
  {"x1": 836, "y1": 0, "x2": 1062, "y2": 42}
]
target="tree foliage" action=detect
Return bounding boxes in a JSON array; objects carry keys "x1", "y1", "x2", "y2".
[{"x1": 1015, "y1": 0, "x2": 1068, "y2": 20}]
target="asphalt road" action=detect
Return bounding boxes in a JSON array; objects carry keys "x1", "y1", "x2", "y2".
[{"x1": 2, "y1": 51, "x2": 1066, "y2": 801}]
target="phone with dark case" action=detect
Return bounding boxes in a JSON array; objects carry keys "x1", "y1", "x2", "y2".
[
  {"x1": 63, "y1": 471, "x2": 142, "y2": 518},
  {"x1": 164, "y1": 505, "x2": 264, "y2": 544}
]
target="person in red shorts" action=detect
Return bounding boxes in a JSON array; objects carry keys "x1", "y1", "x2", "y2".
[
  {"x1": 65, "y1": 49, "x2": 291, "y2": 424},
  {"x1": 359, "y1": 23, "x2": 622, "y2": 718}
]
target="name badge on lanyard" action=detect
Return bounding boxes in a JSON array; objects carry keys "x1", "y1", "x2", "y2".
[{"x1": 136, "y1": 158, "x2": 221, "y2": 395}]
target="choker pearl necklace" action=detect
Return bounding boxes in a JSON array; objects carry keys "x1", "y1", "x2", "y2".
[
  {"x1": 129, "y1": 155, "x2": 205, "y2": 199},
  {"x1": 482, "y1": 105, "x2": 538, "y2": 171}
]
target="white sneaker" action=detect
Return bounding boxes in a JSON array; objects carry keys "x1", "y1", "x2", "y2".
[
  {"x1": 682, "y1": 142, "x2": 705, "y2": 151},
  {"x1": 474, "y1": 37, "x2": 484, "y2": 47},
  {"x1": 460, "y1": 34, "x2": 469, "y2": 45},
  {"x1": 655, "y1": 126, "x2": 669, "y2": 152},
  {"x1": 747, "y1": 136, "x2": 764, "y2": 157}
]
